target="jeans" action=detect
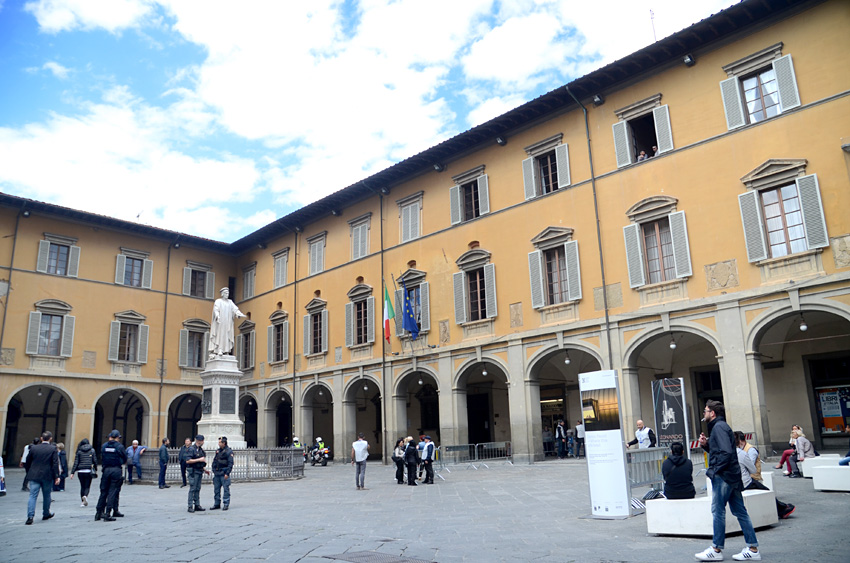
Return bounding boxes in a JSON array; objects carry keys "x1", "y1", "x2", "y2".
[
  {"x1": 575, "y1": 438, "x2": 585, "y2": 457},
  {"x1": 710, "y1": 476, "x2": 758, "y2": 550},
  {"x1": 188, "y1": 470, "x2": 203, "y2": 507},
  {"x1": 158, "y1": 461, "x2": 167, "y2": 487},
  {"x1": 557, "y1": 439, "x2": 567, "y2": 458},
  {"x1": 838, "y1": 456, "x2": 850, "y2": 466},
  {"x1": 127, "y1": 461, "x2": 142, "y2": 482},
  {"x1": 355, "y1": 461, "x2": 366, "y2": 488},
  {"x1": 27, "y1": 479, "x2": 53, "y2": 519},
  {"x1": 180, "y1": 461, "x2": 188, "y2": 485},
  {"x1": 213, "y1": 474, "x2": 230, "y2": 506}
]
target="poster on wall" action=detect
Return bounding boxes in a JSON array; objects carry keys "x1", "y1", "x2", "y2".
[
  {"x1": 651, "y1": 378, "x2": 690, "y2": 449},
  {"x1": 816, "y1": 385, "x2": 850, "y2": 433},
  {"x1": 579, "y1": 369, "x2": 631, "y2": 519}
]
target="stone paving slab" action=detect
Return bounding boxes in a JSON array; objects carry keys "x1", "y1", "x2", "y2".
[{"x1": 0, "y1": 459, "x2": 847, "y2": 562}]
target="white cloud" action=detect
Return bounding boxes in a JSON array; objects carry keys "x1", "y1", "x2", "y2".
[
  {"x1": 24, "y1": 0, "x2": 154, "y2": 34},
  {"x1": 42, "y1": 61, "x2": 71, "y2": 79}
]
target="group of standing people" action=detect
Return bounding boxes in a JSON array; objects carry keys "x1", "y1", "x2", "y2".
[{"x1": 392, "y1": 434, "x2": 435, "y2": 486}]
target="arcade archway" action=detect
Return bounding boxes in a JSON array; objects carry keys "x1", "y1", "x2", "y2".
[
  {"x1": 3, "y1": 384, "x2": 73, "y2": 464},
  {"x1": 239, "y1": 394, "x2": 258, "y2": 448},
  {"x1": 343, "y1": 378, "x2": 382, "y2": 460},
  {"x1": 394, "y1": 370, "x2": 440, "y2": 442},
  {"x1": 265, "y1": 389, "x2": 293, "y2": 447},
  {"x1": 456, "y1": 361, "x2": 511, "y2": 445},
  {"x1": 302, "y1": 384, "x2": 333, "y2": 454},
  {"x1": 167, "y1": 393, "x2": 201, "y2": 445},
  {"x1": 93, "y1": 388, "x2": 149, "y2": 445}
]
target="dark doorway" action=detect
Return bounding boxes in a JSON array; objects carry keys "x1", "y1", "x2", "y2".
[
  {"x1": 693, "y1": 369, "x2": 722, "y2": 435},
  {"x1": 276, "y1": 400, "x2": 292, "y2": 446},
  {"x1": 467, "y1": 393, "x2": 491, "y2": 444}
]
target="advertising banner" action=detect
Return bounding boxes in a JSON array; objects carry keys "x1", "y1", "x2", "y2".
[
  {"x1": 579, "y1": 369, "x2": 631, "y2": 519},
  {"x1": 816, "y1": 386, "x2": 850, "y2": 433},
  {"x1": 651, "y1": 378, "x2": 689, "y2": 449}
]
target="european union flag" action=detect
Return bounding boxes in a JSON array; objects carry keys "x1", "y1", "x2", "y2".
[{"x1": 401, "y1": 279, "x2": 419, "y2": 340}]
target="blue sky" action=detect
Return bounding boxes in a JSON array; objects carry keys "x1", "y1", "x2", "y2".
[{"x1": 0, "y1": 0, "x2": 736, "y2": 242}]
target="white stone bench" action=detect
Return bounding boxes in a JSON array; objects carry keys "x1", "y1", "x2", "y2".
[
  {"x1": 811, "y1": 465, "x2": 850, "y2": 491},
  {"x1": 799, "y1": 454, "x2": 840, "y2": 477},
  {"x1": 646, "y1": 489, "x2": 778, "y2": 536},
  {"x1": 705, "y1": 471, "x2": 773, "y2": 493}
]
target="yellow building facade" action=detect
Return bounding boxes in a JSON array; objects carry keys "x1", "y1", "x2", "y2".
[{"x1": 2, "y1": 0, "x2": 849, "y2": 464}]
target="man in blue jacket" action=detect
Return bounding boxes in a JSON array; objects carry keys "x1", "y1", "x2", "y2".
[
  {"x1": 695, "y1": 400, "x2": 760, "y2": 561},
  {"x1": 125, "y1": 440, "x2": 146, "y2": 484},
  {"x1": 211, "y1": 436, "x2": 234, "y2": 510}
]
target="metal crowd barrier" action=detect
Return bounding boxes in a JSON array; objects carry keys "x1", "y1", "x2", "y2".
[
  {"x1": 436, "y1": 441, "x2": 512, "y2": 471},
  {"x1": 137, "y1": 446, "x2": 305, "y2": 483}
]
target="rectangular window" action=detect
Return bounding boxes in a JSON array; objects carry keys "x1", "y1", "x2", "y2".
[
  {"x1": 461, "y1": 180, "x2": 480, "y2": 221},
  {"x1": 309, "y1": 238, "x2": 325, "y2": 275},
  {"x1": 190, "y1": 270, "x2": 207, "y2": 297},
  {"x1": 406, "y1": 286, "x2": 422, "y2": 330},
  {"x1": 351, "y1": 221, "x2": 369, "y2": 260},
  {"x1": 544, "y1": 247, "x2": 568, "y2": 305},
  {"x1": 742, "y1": 68, "x2": 780, "y2": 124},
  {"x1": 354, "y1": 300, "x2": 368, "y2": 345},
  {"x1": 401, "y1": 201, "x2": 420, "y2": 242},
  {"x1": 467, "y1": 268, "x2": 486, "y2": 322},
  {"x1": 273, "y1": 323, "x2": 285, "y2": 362},
  {"x1": 187, "y1": 332, "x2": 205, "y2": 368},
  {"x1": 273, "y1": 250, "x2": 288, "y2": 288},
  {"x1": 118, "y1": 323, "x2": 139, "y2": 362},
  {"x1": 38, "y1": 314, "x2": 63, "y2": 356},
  {"x1": 240, "y1": 331, "x2": 252, "y2": 369},
  {"x1": 642, "y1": 218, "x2": 676, "y2": 284},
  {"x1": 48, "y1": 244, "x2": 70, "y2": 275},
  {"x1": 612, "y1": 102, "x2": 673, "y2": 168},
  {"x1": 123, "y1": 257, "x2": 144, "y2": 287},
  {"x1": 242, "y1": 268, "x2": 255, "y2": 300},
  {"x1": 720, "y1": 51, "x2": 800, "y2": 131},
  {"x1": 311, "y1": 312, "x2": 322, "y2": 355},
  {"x1": 537, "y1": 151, "x2": 559, "y2": 195},
  {"x1": 761, "y1": 184, "x2": 806, "y2": 258}
]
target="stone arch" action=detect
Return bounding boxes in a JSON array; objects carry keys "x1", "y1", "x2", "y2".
[
  {"x1": 265, "y1": 387, "x2": 293, "y2": 410},
  {"x1": 623, "y1": 323, "x2": 721, "y2": 369},
  {"x1": 526, "y1": 340, "x2": 604, "y2": 377},
  {"x1": 453, "y1": 355, "x2": 512, "y2": 445},
  {"x1": 3, "y1": 383, "x2": 75, "y2": 461},
  {"x1": 453, "y1": 355, "x2": 510, "y2": 389},
  {"x1": 746, "y1": 300, "x2": 850, "y2": 351},
  {"x1": 301, "y1": 381, "x2": 334, "y2": 454},
  {"x1": 91, "y1": 386, "x2": 153, "y2": 445},
  {"x1": 165, "y1": 392, "x2": 202, "y2": 446},
  {"x1": 343, "y1": 374, "x2": 382, "y2": 401},
  {"x1": 239, "y1": 391, "x2": 259, "y2": 448},
  {"x1": 393, "y1": 365, "x2": 440, "y2": 397},
  {"x1": 393, "y1": 367, "x2": 442, "y2": 444},
  {"x1": 265, "y1": 387, "x2": 294, "y2": 447}
]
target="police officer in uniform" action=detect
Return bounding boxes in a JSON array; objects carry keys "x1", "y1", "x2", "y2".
[
  {"x1": 211, "y1": 436, "x2": 234, "y2": 511},
  {"x1": 186, "y1": 434, "x2": 210, "y2": 513},
  {"x1": 95, "y1": 430, "x2": 126, "y2": 522}
]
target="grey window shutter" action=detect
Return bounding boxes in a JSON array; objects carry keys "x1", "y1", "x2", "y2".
[
  {"x1": 68, "y1": 246, "x2": 80, "y2": 278},
  {"x1": 115, "y1": 254, "x2": 127, "y2": 285},
  {"x1": 303, "y1": 315, "x2": 310, "y2": 356},
  {"x1": 274, "y1": 255, "x2": 286, "y2": 288},
  {"x1": 236, "y1": 334, "x2": 244, "y2": 367},
  {"x1": 738, "y1": 191, "x2": 768, "y2": 262},
  {"x1": 478, "y1": 175, "x2": 490, "y2": 215},
  {"x1": 564, "y1": 241, "x2": 582, "y2": 301},
  {"x1": 668, "y1": 211, "x2": 693, "y2": 278},
  {"x1": 182, "y1": 267, "x2": 192, "y2": 295},
  {"x1": 345, "y1": 302, "x2": 354, "y2": 347},
  {"x1": 282, "y1": 321, "x2": 289, "y2": 362},
  {"x1": 773, "y1": 54, "x2": 801, "y2": 112},
  {"x1": 528, "y1": 250, "x2": 545, "y2": 309},
  {"x1": 359, "y1": 224, "x2": 369, "y2": 258},
  {"x1": 37, "y1": 241, "x2": 50, "y2": 273},
  {"x1": 142, "y1": 259, "x2": 153, "y2": 289},
  {"x1": 484, "y1": 263, "x2": 497, "y2": 319},
  {"x1": 267, "y1": 325, "x2": 274, "y2": 363},
  {"x1": 60, "y1": 315, "x2": 75, "y2": 357},
  {"x1": 453, "y1": 272, "x2": 467, "y2": 324},
  {"x1": 206, "y1": 272, "x2": 215, "y2": 299},
  {"x1": 420, "y1": 282, "x2": 431, "y2": 332},
  {"x1": 248, "y1": 331, "x2": 255, "y2": 369},
  {"x1": 138, "y1": 324, "x2": 149, "y2": 364},
  {"x1": 410, "y1": 201, "x2": 420, "y2": 240},
  {"x1": 321, "y1": 310, "x2": 329, "y2": 353},
  {"x1": 555, "y1": 144, "x2": 570, "y2": 188},
  {"x1": 367, "y1": 296, "x2": 375, "y2": 343},
  {"x1": 309, "y1": 242, "x2": 319, "y2": 275},
  {"x1": 201, "y1": 332, "x2": 209, "y2": 368},
  {"x1": 26, "y1": 311, "x2": 42, "y2": 355},
  {"x1": 720, "y1": 77, "x2": 746, "y2": 130},
  {"x1": 613, "y1": 121, "x2": 633, "y2": 168},
  {"x1": 796, "y1": 174, "x2": 828, "y2": 249},
  {"x1": 623, "y1": 223, "x2": 647, "y2": 288},
  {"x1": 653, "y1": 105, "x2": 674, "y2": 154},
  {"x1": 108, "y1": 321, "x2": 121, "y2": 361},
  {"x1": 178, "y1": 329, "x2": 189, "y2": 367},
  {"x1": 449, "y1": 185, "x2": 461, "y2": 225},
  {"x1": 401, "y1": 205, "x2": 411, "y2": 242},
  {"x1": 522, "y1": 157, "x2": 536, "y2": 200},
  {"x1": 394, "y1": 289, "x2": 404, "y2": 336},
  {"x1": 351, "y1": 225, "x2": 361, "y2": 260}
]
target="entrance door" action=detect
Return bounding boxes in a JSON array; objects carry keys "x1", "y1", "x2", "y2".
[
  {"x1": 467, "y1": 394, "x2": 491, "y2": 444},
  {"x1": 693, "y1": 369, "x2": 722, "y2": 436}
]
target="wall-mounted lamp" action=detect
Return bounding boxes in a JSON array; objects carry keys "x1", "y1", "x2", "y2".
[
  {"x1": 495, "y1": 136, "x2": 507, "y2": 146},
  {"x1": 683, "y1": 54, "x2": 696, "y2": 67},
  {"x1": 22, "y1": 210, "x2": 31, "y2": 218},
  {"x1": 248, "y1": 400, "x2": 253, "y2": 406},
  {"x1": 669, "y1": 337, "x2": 677, "y2": 350},
  {"x1": 331, "y1": 210, "x2": 341, "y2": 217},
  {"x1": 294, "y1": 226, "x2": 303, "y2": 233},
  {"x1": 173, "y1": 242, "x2": 181, "y2": 249},
  {"x1": 318, "y1": 389, "x2": 323, "y2": 396},
  {"x1": 564, "y1": 352, "x2": 571, "y2": 365},
  {"x1": 257, "y1": 243, "x2": 267, "y2": 249},
  {"x1": 187, "y1": 398, "x2": 192, "y2": 403},
  {"x1": 433, "y1": 163, "x2": 445, "y2": 172},
  {"x1": 592, "y1": 94, "x2": 605, "y2": 106},
  {"x1": 363, "y1": 384, "x2": 369, "y2": 391},
  {"x1": 118, "y1": 391, "x2": 124, "y2": 399},
  {"x1": 37, "y1": 387, "x2": 43, "y2": 397},
  {"x1": 482, "y1": 368, "x2": 488, "y2": 377},
  {"x1": 418, "y1": 378, "x2": 423, "y2": 385},
  {"x1": 799, "y1": 315, "x2": 808, "y2": 332}
]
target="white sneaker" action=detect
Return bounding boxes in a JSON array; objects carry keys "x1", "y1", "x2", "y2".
[
  {"x1": 783, "y1": 470, "x2": 790, "y2": 475},
  {"x1": 82, "y1": 495, "x2": 88, "y2": 506},
  {"x1": 732, "y1": 548, "x2": 761, "y2": 561},
  {"x1": 80, "y1": 502, "x2": 86, "y2": 507},
  {"x1": 695, "y1": 547, "x2": 724, "y2": 561}
]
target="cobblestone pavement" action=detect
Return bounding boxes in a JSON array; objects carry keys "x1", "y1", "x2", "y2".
[{"x1": 0, "y1": 457, "x2": 847, "y2": 563}]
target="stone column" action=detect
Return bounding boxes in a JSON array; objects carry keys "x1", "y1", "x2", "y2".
[
  {"x1": 619, "y1": 367, "x2": 641, "y2": 431},
  {"x1": 196, "y1": 356, "x2": 247, "y2": 449}
]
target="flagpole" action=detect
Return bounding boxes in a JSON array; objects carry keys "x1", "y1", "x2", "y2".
[{"x1": 389, "y1": 273, "x2": 411, "y2": 357}]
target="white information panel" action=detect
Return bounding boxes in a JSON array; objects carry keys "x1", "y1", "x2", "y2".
[{"x1": 579, "y1": 369, "x2": 631, "y2": 518}]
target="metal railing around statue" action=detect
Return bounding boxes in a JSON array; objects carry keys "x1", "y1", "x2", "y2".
[{"x1": 136, "y1": 447, "x2": 305, "y2": 484}]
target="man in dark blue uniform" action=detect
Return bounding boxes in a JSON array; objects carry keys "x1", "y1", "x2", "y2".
[
  {"x1": 211, "y1": 436, "x2": 234, "y2": 510},
  {"x1": 186, "y1": 434, "x2": 210, "y2": 513},
  {"x1": 95, "y1": 430, "x2": 126, "y2": 522}
]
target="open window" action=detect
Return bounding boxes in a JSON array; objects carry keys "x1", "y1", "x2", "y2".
[
  {"x1": 450, "y1": 165, "x2": 490, "y2": 224},
  {"x1": 612, "y1": 94, "x2": 674, "y2": 168},
  {"x1": 26, "y1": 299, "x2": 74, "y2": 358},
  {"x1": 36, "y1": 233, "x2": 80, "y2": 278}
]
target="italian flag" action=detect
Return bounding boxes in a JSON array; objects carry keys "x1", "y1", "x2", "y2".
[{"x1": 383, "y1": 285, "x2": 395, "y2": 344}]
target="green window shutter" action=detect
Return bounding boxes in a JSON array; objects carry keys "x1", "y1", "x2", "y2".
[
  {"x1": 612, "y1": 121, "x2": 633, "y2": 168},
  {"x1": 182, "y1": 267, "x2": 192, "y2": 295},
  {"x1": 282, "y1": 322, "x2": 289, "y2": 362},
  {"x1": 419, "y1": 282, "x2": 431, "y2": 332},
  {"x1": 449, "y1": 185, "x2": 461, "y2": 225},
  {"x1": 484, "y1": 263, "x2": 497, "y2": 319},
  {"x1": 37, "y1": 241, "x2": 50, "y2": 273},
  {"x1": 107, "y1": 321, "x2": 121, "y2": 362},
  {"x1": 303, "y1": 315, "x2": 310, "y2": 356},
  {"x1": 522, "y1": 157, "x2": 536, "y2": 200},
  {"x1": 652, "y1": 105, "x2": 674, "y2": 154},
  {"x1": 367, "y1": 296, "x2": 375, "y2": 344},
  {"x1": 115, "y1": 255, "x2": 126, "y2": 285},
  {"x1": 345, "y1": 302, "x2": 354, "y2": 348},
  {"x1": 60, "y1": 315, "x2": 75, "y2": 358},
  {"x1": 68, "y1": 246, "x2": 81, "y2": 278},
  {"x1": 142, "y1": 259, "x2": 153, "y2": 289},
  {"x1": 321, "y1": 310, "x2": 329, "y2": 353},
  {"x1": 138, "y1": 324, "x2": 149, "y2": 364},
  {"x1": 268, "y1": 325, "x2": 274, "y2": 363},
  {"x1": 178, "y1": 329, "x2": 189, "y2": 367},
  {"x1": 453, "y1": 272, "x2": 467, "y2": 324},
  {"x1": 394, "y1": 289, "x2": 404, "y2": 336},
  {"x1": 478, "y1": 175, "x2": 490, "y2": 215},
  {"x1": 205, "y1": 272, "x2": 215, "y2": 299}
]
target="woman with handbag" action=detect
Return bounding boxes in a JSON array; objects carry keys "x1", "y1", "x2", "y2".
[
  {"x1": 392, "y1": 438, "x2": 406, "y2": 484},
  {"x1": 69, "y1": 438, "x2": 98, "y2": 507}
]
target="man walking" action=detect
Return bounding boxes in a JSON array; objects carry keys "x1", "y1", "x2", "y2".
[
  {"x1": 626, "y1": 420, "x2": 656, "y2": 449},
  {"x1": 125, "y1": 440, "x2": 146, "y2": 484},
  {"x1": 403, "y1": 437, "x2": 418, "y2": 486},
  {"x1": 186, "y1": 434, "x2": 210, "y2": 513},
  {"x1": 24, "y1": 431, "x2": 60, "y2": 525},
  {"x1": 211, "y1": 436, "x2": 233, "y2": 510},
  {"x1": 95, "y1": 430, "x2": 126, "y2": 522},
  {"x1": 158, "y1": 438, "x2": 171, "y2": 489},
  {"x1": 421, "y1": 436, "x2": 436, "y2": 484},
  {"x1": 178, "y1": 437, "x2": 191, "y2": 487},
  {"x1": 351, "y1": 432, "x2": 370, "y2": 490},
  {"x1": 555, "y1": 420, "x2": 568, "y2": 459},
  {"x1": 19, "y1": 437, "x2": 39, "y2": 491},
  {"x1": 695, "y1": 400, "x2": 760, "y2": 561},
  {"x1": 575, "y1": 419, "x2": 586, "y2": 458}
]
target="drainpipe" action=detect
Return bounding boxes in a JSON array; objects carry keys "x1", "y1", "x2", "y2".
[
  {"x1": 565, "y1": 87, "x2": 614, "y2": 369},
  {"x1": 155, "y1": 238, "x2": 177, "y2": 443},
  {"x1": 0, "y1": 205, "x2": 24, "y2": 357},
  {"x1": 292, "y1": 228, "x2": 299, "y2": 440}
]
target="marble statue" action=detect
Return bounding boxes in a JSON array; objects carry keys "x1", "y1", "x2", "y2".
[{"x1": 209, "y1": 287, "x2": 246, "y2": 357}]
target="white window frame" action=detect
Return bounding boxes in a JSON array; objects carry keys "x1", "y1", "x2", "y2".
[
  {"x1": 267, "y1": 310, "x2": 289, "y2": 365},
  {"x1": 178, "y1": 319, "x2": 210, "y2": 370},
  {"x1": 36, "y1": 233, "x2": 80, "y2": 278},
  {"x1": 25, "y1": 299, "x2": 75, "y2": 358},
  {"x1": 528, "y1": 227, "x2": 581, "y2": 309},
  {"x1": 307, "y1": 232, "x2": 326, "y2": 276},
  {"x1": 397, "y1": 192, "x2": 423, "y2": 243},
  {"x1": 236, "y1": 320, "x2": 255, "y2": 371},
  {"x1": 115, "y1": 247, "x2": 153, "y2": 289},
  {"x1": 522, "y1": 134, "x2": 570, "y2": 200},
  {"x1": 182, "y1": 260, "x2": 215, "y2": 299},
  {"x1": 345, "y1": 285, "x2": 375, "y2": 348},
  {"x1": 612, "y1": 94, "x2": 674, "y2": 168},
  {"x1": 302, "y1": 298, "x2": 329, "y2": 357},
  {"x1": 349, "y1": 214, "x2": 371, "y2": 261},
  {"x1": 453, "y1": 249, "x2": 497, "y2": 325},
  {"x1": 272, "y1": 248, "x2": 289, "y2": 289},
  {"x1": 720, "y1": 43, "x2": 801, "y2": 131},
  {"x1": 449, "y1": 165, "x2": 490, "y2": 225},
  {"x1": 622, "y1": 196, "x2": 692, "y2": 289},
  {"x1": 242, "y1": 262, "x2": 256, "y2": 300},
  {"x1": 107, "y1": 310, "x2": 149, "y2": 364}
]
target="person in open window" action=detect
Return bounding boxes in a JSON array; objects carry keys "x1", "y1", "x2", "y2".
[
  {"x1": 661, "y1": 442, "x2": 695, "y2": 499},
  {"x1": 637, "y1": 150, "x2": 648, "y2": 162},
  {"x1": 651, "y1": 145, "x2": 658, "y2": 157}
]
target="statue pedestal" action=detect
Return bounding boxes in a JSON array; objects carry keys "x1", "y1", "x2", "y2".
[{"x1": 197, "y1": 355, "x2": 247, "y2": 449}]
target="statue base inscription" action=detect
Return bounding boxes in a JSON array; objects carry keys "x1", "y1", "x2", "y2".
[{"x1": 197, "y1": 355, "x2": 248, "y2": 449}]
